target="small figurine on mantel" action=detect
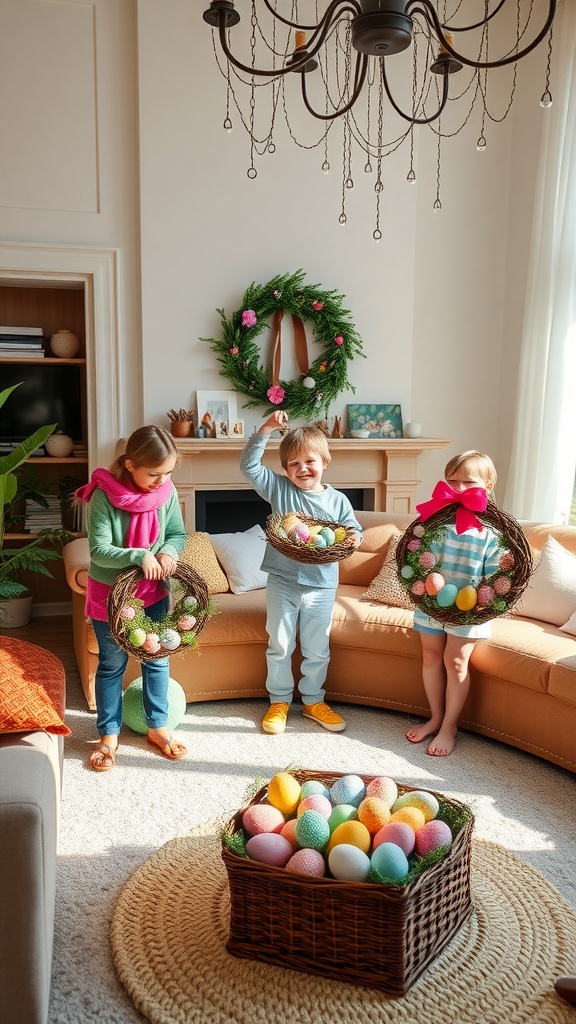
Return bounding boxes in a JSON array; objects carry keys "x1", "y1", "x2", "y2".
[
  {"x1": 201, "y1": 412, "x2": 214, "y2": 438},
  {"x1": 331, "y1": 416, "x2": 344, "y2": 438}
]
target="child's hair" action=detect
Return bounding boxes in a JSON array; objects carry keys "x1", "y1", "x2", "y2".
[
  {"x1": 109, "y1": 425, "x2": 178, "y2": 484},
  {"x1": 444, "y1": 450, "x2": 497, "y2": 491},
  {"x1": 279, "y1": 422, "x2": 331, "y2": 470}
]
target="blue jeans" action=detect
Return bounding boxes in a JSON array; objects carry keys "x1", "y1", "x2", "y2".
[
  {"x1": 92, "y1": 596, "x2": 170, "y2": 737},
  {"x1": 264, "y1": 575, "x2": 335, "y2": 705}
]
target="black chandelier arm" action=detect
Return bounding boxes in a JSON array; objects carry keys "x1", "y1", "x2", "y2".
[
  {"x1": 381, "y1": 59, "x2": 449, "y2": 126},
  {"x1": 261, "y1": 0, "x2": 361, "y2": 33},
  {"x1": 300, "y1": 52, "x2": 368, "y2": 121},
  {"x1": 441, "y1": 0, "x2": 508, "y2": 35},
  {"x1": 407, "y1": 0, "x2": 557, "y2": 70}
]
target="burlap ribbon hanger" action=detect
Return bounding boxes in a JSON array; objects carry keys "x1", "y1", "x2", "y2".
[{"x1": 271, "y1": 308, "x2": 310, "y2": 386}]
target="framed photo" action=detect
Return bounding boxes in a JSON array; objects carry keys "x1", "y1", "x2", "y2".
[
  {"x1": 215, "y1": 420, "x2": 230, "y2": 438},
  {"x1": 195, "y1": 390, "x2": 238, "y2": 438},
  {"x1": 348, "y1": 403, "x2": 403, "y2": 438},
  {"x1": 231, "y1": 419, "x2": 245, "y2": 438}
]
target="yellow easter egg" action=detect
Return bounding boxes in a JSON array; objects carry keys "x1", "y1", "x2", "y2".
[
  {"x1": 267, "y1": 772, "x2": 302, "y2": 816},
  {"x1": 333, "y1": 527, "x2": 347, "y2": 543},
  {"x1": 283, "y1": 513, "x2": 301, "y2": 534},
  {"x1": 390, "y1": 806, "x2": 426, "y2": 832},
  {"x1": 326, "y1": 819, "x2": 371, "y2": 855},
  {"x1": 456, "y1": 585, "x2": 478, "y2": 611},
  {"x1": 307, "y1": 524, "x2": 324, "y2": 538}
]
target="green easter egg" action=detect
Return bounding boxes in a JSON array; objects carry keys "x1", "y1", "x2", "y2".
[
  {"x1": 129, "y1": 628, "x2": 146, "y2": 647},
  {"x1": 400, "y1": 565, "x2": 414, "y2": 579}
]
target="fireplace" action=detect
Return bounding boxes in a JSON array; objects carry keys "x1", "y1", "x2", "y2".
[{"x1": 195, "y1": 487, "x2": 373, "y2": 534}]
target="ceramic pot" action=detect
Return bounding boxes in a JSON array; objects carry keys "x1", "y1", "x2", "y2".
[
  {"x1": 50, "y1": 330, "x2": 80, "y2": 358},
  {"x1": 404, "y1": 422, "x2": 422, "y2": 439},
  {"x1": 170, "y1": 420, "x2": 192, "y2": 438},
  {"x1": 45, "y1": 433, "x2": 74, "y2": 457},
  {"x1": 0, "y1": 593, "x2": 33, "y2": 628}
]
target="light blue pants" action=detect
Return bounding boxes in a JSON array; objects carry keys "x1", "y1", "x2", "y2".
[
  {"x1": 92, "y1": 596, "x2": 170, "y2": 737},
  {"x1": 264, "y1": 574, "x2": 335, "y2": 705}
]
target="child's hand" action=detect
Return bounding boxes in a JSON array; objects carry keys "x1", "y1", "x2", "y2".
[
  {"x1": 259, "y1": 410, "x2": 288, "y2": 434},
  {"x1": 345, "y1": 530, "x2": 362, "y2": 549},
  {"x1": 156, "y1": 553, "x2": 177, "y2": 578},
  {"x1": 141, "y1": 552, "x2": 163, "y2": 579}
]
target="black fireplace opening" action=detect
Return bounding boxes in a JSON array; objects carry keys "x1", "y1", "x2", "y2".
[{"x1": 195, "y1": 488, "x2": 374, "y2": 534}]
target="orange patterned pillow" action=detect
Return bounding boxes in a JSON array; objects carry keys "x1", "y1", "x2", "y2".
[{"x1": 0, "y1": 649, "x2": 70, "y2": 735}]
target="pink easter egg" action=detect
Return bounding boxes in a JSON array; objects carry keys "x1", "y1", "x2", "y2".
[
  {"x1": 143, "y1": 633, "x2": 161, "y2": 654},
  {"x1": 365, "y1": 776, "x2": 398, "y2": 808},
  {"x1": 499, "y1": 551, "x2": 515, "y2": 570},
  {"x1": 413, "y1": 524, "x2": 425, "y2": 538},
  {"x1": 407, "y1": 539, "x2": 421, "y2": 552},
  {"x1": 285, "y1": 848, "x2": 326, "y2": 877},
  {"x1": 177, "y1": 614, "x2": 197, "y2": 631},
  {"x1": 295, "y1": 523, "x2": 311, "y2": 543},
  {"x1": 414, "y1": 819, "x2": 453, "y2": 856},
  {"x1": 280, "y1": 818, "x2": 299, "y2": 849},
  {"x1": 242, "y1": 803, "x2": 285, "y2": 836},
  {"x1": 121, "y1": 605, "x2": 136, "y2": 621},
  {"x1": 425, "y1": 572, "x2": 445, "y2": 596},
  {"x1": 411, "y1": 580, "x2": 426, "y2": 596},
  {"x1": 245, "y1": 832, "x2": 293, "y2": 867},
  {"x1": 477, "y1": 585, "x2": 495, "y2": 606},
  {"x1": 373, "y1": 821, "x2": 416, "y2": 857},
  {"x1": 419, "y1": 551, "x2": 436, "y2": 570},
  {"x1": 494, "y1": 576, "x2": 512, "y2": 595},
  {"x1": 297, "y1": 794, "x2": 333, "y2": 819}
]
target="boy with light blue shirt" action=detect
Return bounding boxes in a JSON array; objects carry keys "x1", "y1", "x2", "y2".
[{"x1": 240, "y1": 410, "x2": 362, "y2": 734}]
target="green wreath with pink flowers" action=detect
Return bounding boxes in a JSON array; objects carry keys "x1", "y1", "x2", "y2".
[{"x1": 201, "y1": 269, "x2": 365, "y2": 420}]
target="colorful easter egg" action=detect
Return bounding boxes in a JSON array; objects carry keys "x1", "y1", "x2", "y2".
[
  {"x1": 143, "y1": 633, "x2": 161, "y2": 654},
  {"x1": 392, "y1": 790, "x2": 440, "y2": 822},
  {"x1": 182, "y1": 596, "x2": 198, "y2": 611},
  {"x1": 120, "y1": 605, "x2": 136, "y2": 621},
  {"x1": 407, "y1": 539, "x2": 421, "y2": 552},
  {"x1": 280, "y1": 818, "x2": 299, "y2": 849},
  {"x1": 294, "y1": 810, "x2": 331, "y2": 851},
  {"x1": 329, "y1": 774, "x2": 366, "y2": 808},
  {"x1": 411, "y1": 580, "x2": 425, "y2": 595},
  {"x1": 414, "y1": 819, "x2": 453, "y2": 856},
  {"x1": 373, "y1": 821, "x2": 416, "y2": 857},
  {"x1": 365, "y1": 776, "x2": 398, "y2": 808},
  {"x1": 477, "y1": 585, "x2": 495, "y2": 607},
  {"x1": 297, "y1": 794, "x2": 333, "y2": 819},
  {"x1": 159, "y1": 628, "x2": 181, "y2": 651},
  {"x1": 327, "y1": 820, "x2": 371, "y2": 855},
  {"x1": 494, "y1": 576, "x2": 512, "y2": 595},
  {"x1": 283, "y1": 513, "x2": 301, "y2": 533},
  {"x1": 313, "y1": 534, "x2": 327, "y2": 548},
  {"x1": 413, "y1": 524, "x2": 425, "y2": 538},
  {"x1": 329, "y1": 844, "x2": 371, "y2": 882},
  {"x1": 246, "y1": 832, "x2": 293, "y2": 867},
  {"x1": 129, "y1": 628, "x2": 146, "y2": 647},
  {"x1": 242, "y1": 803, "x2": 285, "y2": 836},
  {"x1": 300, "y1": 780, "x2": 331, "y2": 801},
  {"x1": 285, "y1": 848, "x2": 326, "y2": 877},
  {"x1": 390, "y1": 806, "x2": 426, "y2": 832},
  {"x1": 419, "y1": 551, "x2": 436, "y2": 570},
  {"x1": 288, "y1": 528, "x2": 305, "y2": 545},
  {"x1": 437, "y1": 583, "x2": 458, "y2": 607},
  {"x1": 295, "y1": 523, "x2": 311, "y2": 543},
  {"x1": 456, "y1": 585, "x2": 478, "y2": 611},
  {"x1": 328, "y1": 804, "x2": 359, "y2": 833},
  {"x1": 267, "y1": 772, "x2": 302, "y2": 816},
  {"x1": 177, "y1": 614, "x2": 197, "y2": 631},
  {"x1": 499, "y1": 551, "x2": 515, "y2": 570},
  {"x1": 320, "y1": 527, "x2": 336, "y2": 546},
  {"x1": 401, "y1": 565, "x2": 415, "y2": 579},
  {"x1": 357, "y1": 796, "x2": 391, "y2": 834},
  {"x1": 371, "y1": 842, "x2": 410, "y2": 881},
  {"x1": 425, "y1": 572, "x2": 445, "y2": 596},
  {"x1": 333, "y1": 527, "x2": 347, "y2": 543}
]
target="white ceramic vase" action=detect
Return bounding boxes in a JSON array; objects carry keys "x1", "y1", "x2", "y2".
[
  {"x1": 45, "y1": 433, "x2": 74, "y2": 457},
  {"x1": 404, "y1": 421, "x2": 422, "y2": 439}
]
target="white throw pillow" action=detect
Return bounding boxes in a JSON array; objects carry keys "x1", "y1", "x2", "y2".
[
  {"x1": 512, "y1": 535, "x2": 576, "y2": 626},
  {"x1": 559, "y1": 608, "x2": 576, "y2": 636},
  {"x1": 209, "y1": 524, "x2": 268, "y2": 594}
]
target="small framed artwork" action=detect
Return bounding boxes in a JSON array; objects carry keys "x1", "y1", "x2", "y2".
[
  {"x1": 231, "y1": 419, "x2": 245, "y2": 438},
  {"x1": 348, "y1": 403, "x2": 403, "y2": 438},
  {"x1": 195, "y1": 390, "x2": 238, "y2": 438},
  {"x1": 215, "y1": 420, "x2": 230, "y2": 438}
]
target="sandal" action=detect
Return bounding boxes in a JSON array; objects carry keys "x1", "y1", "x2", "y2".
[
  {"x1": 147, "y1": 731, "x2": 187, "y2": 761},
  {"x1": 89, "y1": 742, "x2": 117, "y2": 772}
]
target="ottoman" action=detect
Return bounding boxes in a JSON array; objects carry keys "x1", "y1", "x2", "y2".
[{"x1": 0, "y1": 637, "x2": 68, "y2": 1024}]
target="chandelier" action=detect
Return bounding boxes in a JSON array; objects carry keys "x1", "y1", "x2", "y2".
[{"x1": 202, "y1": 1, "x2": 557, "y2": 238}]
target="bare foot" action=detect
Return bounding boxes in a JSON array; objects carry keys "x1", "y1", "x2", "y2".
[
  {"x1": 426, "y1": 727, "x2": 457, "y2": 757},
  {"x1": 406, "y1": 720, "x2": 439, "y2": 744},
  {"x1": 147, "y1": 728, "x2": 187, "y2": 760}
]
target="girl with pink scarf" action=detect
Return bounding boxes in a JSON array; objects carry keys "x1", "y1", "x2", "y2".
[{"x1": 75, "y1": 425, "x2": 187, "y2": 771}]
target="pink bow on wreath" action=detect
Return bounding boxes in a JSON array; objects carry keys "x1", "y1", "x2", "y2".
[{"x1": 416, "y1": 481, "x2": 488, "y2": 535}]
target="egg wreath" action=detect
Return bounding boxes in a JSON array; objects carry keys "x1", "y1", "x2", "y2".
[
  {"x1": 108, "y1": 563, "x2": 216, "y2": 662},
  {"x1": 395, "y1": 502, "x2": 533, "y2": 626},
  {"x1": 201, "y1": 269, "x2": 365, "y2": 420}
]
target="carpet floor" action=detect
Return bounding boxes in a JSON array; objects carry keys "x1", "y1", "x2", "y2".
[{"x1": 50, "y1": 667, "x2": 576, "y2": 1024}]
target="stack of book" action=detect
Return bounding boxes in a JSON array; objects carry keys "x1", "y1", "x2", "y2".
[
  {"x1": 25, "y1": 497, "x2": 62, "y2": 532},
  {"x1": 0, "y1": 325, "x2": 45, "y2": 358}
]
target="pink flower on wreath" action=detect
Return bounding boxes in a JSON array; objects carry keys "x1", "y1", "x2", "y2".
[
  {"x1": 407, "y1": 539, "x2": 421, "y2": 552},
  {"x1": 334, "y1": 335, "x2": 344, "y2": 346},
  {"x1": 273, "y1": 290, "x2": 281, "y2": 298},
  {"x1": 242, "y1": 309, "x2": 257, "y2": 328},
  {"x1": 229, "y1": 346, "x2": 239, "y2": 356},
  {"x1": 312, "y1": 300, "x2": 324, "y2": 311},
  {"x1": 267, "y1": 385, "x2": 285, "y2": 405}
]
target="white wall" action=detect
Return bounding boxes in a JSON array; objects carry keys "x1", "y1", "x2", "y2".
[{"x1": 0, "y1": 0, "x2": 549, "y2": 503}]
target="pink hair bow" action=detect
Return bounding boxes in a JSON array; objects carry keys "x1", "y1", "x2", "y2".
[{"x1": 416, "y1": 481, "x2": 488, "y2": 535}]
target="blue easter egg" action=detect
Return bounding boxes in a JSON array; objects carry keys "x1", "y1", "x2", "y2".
[
  {"x1": 401, "y1": 565, "x2": 414, "y2": 579},
  {"x1": 329, "y1": 774, "x2": 367, "y2": 808},
  {"x1": 437, "y1": 584, "x2": 458, "y2": 608},
  {"x1": 313, "y1": 535, "x2": 327, "y2": 548},
  {"x1": 320, "y1": 527, "x2": 336, "y2": 546},
  {"x1": 371, "y1": 841, "x2": 409, "y2": 881}
]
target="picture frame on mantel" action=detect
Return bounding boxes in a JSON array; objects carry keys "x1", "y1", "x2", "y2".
[
  {"x1": 195, "y1": 390, "x2": 237, "y2": 437},
  {"x1": 348, "y1": 403, "x2": 403, "y2": 438}
]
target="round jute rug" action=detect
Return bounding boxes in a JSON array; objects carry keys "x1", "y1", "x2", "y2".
[{"x1": 111, "y1": 821, "x2": 576, "y2": 1024}]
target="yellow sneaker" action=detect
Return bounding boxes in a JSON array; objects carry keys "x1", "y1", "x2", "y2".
[
  {"x1": 262, "y1": 702, "x2": 290, "y2": 735},
  {"x1": 302, "y1": 702, "x2": 346, "y2": 732}
]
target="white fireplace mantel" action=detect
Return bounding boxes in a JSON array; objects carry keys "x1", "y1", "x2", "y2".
[{"x1": 164, "y1": 437, "x2": 451, "y2": 531}]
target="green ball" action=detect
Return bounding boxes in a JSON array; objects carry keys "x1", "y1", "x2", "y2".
[{"x1": 122, "y1": 676, "x2": 187, "y2": 735}]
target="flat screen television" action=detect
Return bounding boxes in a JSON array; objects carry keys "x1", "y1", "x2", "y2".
[{"x1": 0, "y1": 364, "x2": 82, "y2": 442}]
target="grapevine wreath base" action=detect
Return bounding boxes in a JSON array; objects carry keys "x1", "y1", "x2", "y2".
[
  {"x1": 395, "y1": 503, "x2": 533, "y2": 627},
  {"x1": 265, "y1": 513, "x2": 357, "y2": 565},
  {"x1": 108, "y1": 563, "x2": 214, "y2": 662}
]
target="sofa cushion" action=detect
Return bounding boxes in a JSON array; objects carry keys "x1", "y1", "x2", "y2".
[
  {"x1": 471, "y1": 615, "x2": 576, "y2": 693},
  {"x1": 179, "y1": 532, "x2": 229, "y2": 594},
  {"x1": 511, "y1": 535, "x2": 576, "y2": 626},
  {"x1": 547, "y1": 657, "x2": 576, "y2": 704},
  {"x1": 332, "y1": 585, "x2": 417, "y2": 655},
  {"x1": 209, "y1": 525, "x2": 268, "y2": 594},
  {"x1": 361, "y1": 529, "x2": 414, "y2": 610},
  {"x1": 0, "y1": 638, "x2": 70, "y2": 736},
  {"x1": 338, "y1": 521, "x2": 399, "y2": 587},
  {"x1": 200, "y1": 589, "x2": 268, "y2": 645}
]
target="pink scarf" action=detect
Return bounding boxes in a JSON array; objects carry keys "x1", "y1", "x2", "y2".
[
  {"x1": 75, "y1": 468, "x2": 172, "y2": 547},
  {"x1": 416, "y1": 480, "x2": 488, "y2": 535}
]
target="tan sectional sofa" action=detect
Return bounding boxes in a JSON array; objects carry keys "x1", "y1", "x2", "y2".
[{"x1": 63, "y1": 511, "x2": 576, "y2": 774}]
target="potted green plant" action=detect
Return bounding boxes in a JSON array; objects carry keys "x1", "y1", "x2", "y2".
[{"x1": 0, "y1": 382, "x2": 68, "y2": 627}]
